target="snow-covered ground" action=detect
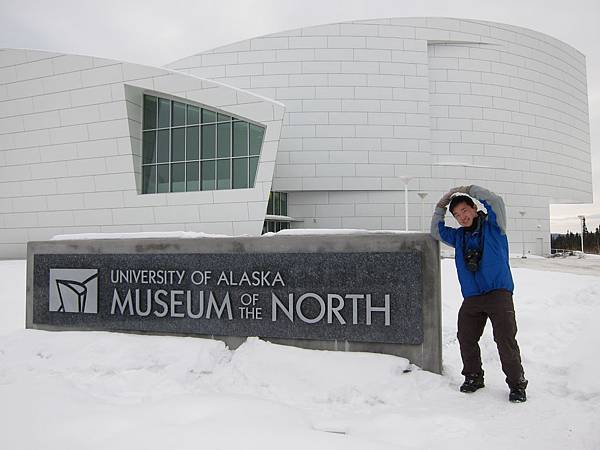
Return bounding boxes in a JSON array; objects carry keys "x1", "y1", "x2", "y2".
[{"x1": 1, "y1": 257, "x2": 599, "y2": 449}]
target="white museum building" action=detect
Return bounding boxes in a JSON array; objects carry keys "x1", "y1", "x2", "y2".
[{"x1": 0, "y1": 17, "x2": 593, "y2": 258}]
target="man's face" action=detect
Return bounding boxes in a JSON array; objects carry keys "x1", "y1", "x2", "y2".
[{"x1": 451, "y1": 201, "x2": 478, "y2": 227}]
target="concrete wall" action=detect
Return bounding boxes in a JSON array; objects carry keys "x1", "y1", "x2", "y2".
[
  {"x1": 0, "y1": 49, "x2": 285, "y2": 258},
  {"x1": 168, "y1": 17, "x2": 592, "y2": 255}
]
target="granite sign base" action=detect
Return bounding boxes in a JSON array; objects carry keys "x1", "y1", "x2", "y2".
[{"x1": 26, "y1": 233, "x2": 442, "y2": 374}]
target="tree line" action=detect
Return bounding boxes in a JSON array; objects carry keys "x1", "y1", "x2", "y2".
[{"x1": 551, "y1": 223, "x2": 600, "y2": 254}]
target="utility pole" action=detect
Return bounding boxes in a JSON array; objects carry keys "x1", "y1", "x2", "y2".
[
  {"x1": 577, "y1": 215, "x2": 585, "y2": 253},
  {"x1": 399, "y1": 176, "x2": 413, "y2": 232},
  {"x1": 519, "y1": 210, "x2": 526, "y2": 258}
]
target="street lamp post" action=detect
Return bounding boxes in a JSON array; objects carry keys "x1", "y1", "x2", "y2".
[
  {"x1": 399, "y1": 176, "x2": 413, "y2": 232},
  {"x1": 417, "y1": 192, "x2": 428, "y2": 232},
  {"x1": 577, "y1": 215, "x2": 585, "y2": 253},
  {"x1": 519, "y1": 210, "x2": 526, "y2": 259}
]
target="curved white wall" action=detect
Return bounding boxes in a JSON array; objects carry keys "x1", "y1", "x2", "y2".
[
  {"x1": 0, "y1": 49, "x2": 284, "y2": 258},
  {"x1": 168, "y1": 17, "x2": 592, "y2": 255},
  {"x1": 0, "y1": 18, "x2": 593, "y2": 258}
]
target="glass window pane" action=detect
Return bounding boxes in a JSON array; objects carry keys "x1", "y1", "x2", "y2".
[
  {"x1": 158, "y1": 98, "x2": 170, "y2": 128},
  {"x1": 202, "y1": 109, "x2": 216, "y2": 123},
  {"x1": 186, "y1": 126, "x2": 199, "y2": 160},
  {"x1": 249, "y1": 156, "x2": 259, "y2": 188},
  {"x1": 172, "y1": 101, "x2": 186, "y2": 127},
  {"x1": 249, "y1": 124, "x2": 264, "y2": 156},
  {"x1": 171, "y1": 163, "x2": 185, "y2": 192},
  {"x1": 217, "y1": 113, "x2": 230, "y2": 122},
  {"x1": 232, "y1": 158, "x2": 248, "y2": 189},
  {"x1": 157, "y1": 129, "x2": 170, "y2": 163},
  {"x1": 142, "y1": 165, "x2": 156, "y2": 194},
  {"x1": 268, "y1": 221, "x2": 275, "y2": 233},
  {"x1": 186, "y1": 162, "x2": 199, "y2": 191},
  {"x1": 172, "y1": 128, "x2": 185, "y2": 162},
  {"x1": 143, "y1": 96, "x2": 157, "y2": 130},
  {"x1": 267, "y1": 192, "x2": 273, "y2": 215},
  {"x1": 281, "y1": 222, "x2": 290, "y2": 230},
  {"x1": 157, "y1": 164, "x2": 169, "y2": 193},
  {"x1": 201, "y1": 124, "x2": 216, "y2": 159},
  {"x1": 281, "y1": 192, "x2": 287, "y2": 216},
  {"x1": 201, "y1": 161, "x2": 216, "y2": 190},
  {"x1": 217, "y1": 159, "x2": 230, "y2": 190},
  {"x1": 187, "y1": 105, "x2": 200, "y2": 125},
  {"x1": 273, "y1": 192, "x2": 281, "y2": 215},
  {"x1": 217, "y1": 123, "x2": 231, "y2": 158},
  {"x1": 233, "y1": 121, "x2": 248, "y2": 157},
  {"x1": 142, "y1": 131, "x2": 156, "y2": 164}
]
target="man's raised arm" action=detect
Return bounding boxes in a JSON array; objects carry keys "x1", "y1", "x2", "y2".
[
  {"x1": 430, "y1": 186, "x2": 469, "y2": 247},
  {"x1": 467, "y1": 185, "x2": 507, "y2": 234}
]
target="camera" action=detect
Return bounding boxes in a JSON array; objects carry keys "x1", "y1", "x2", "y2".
[{"x1": 464, "y1": 248, "x2": 482, "y2": 272}]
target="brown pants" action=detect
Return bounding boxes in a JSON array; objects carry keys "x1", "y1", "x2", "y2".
[{"x1": 458, "y1": 289, "x2": 526, "y2": 388}]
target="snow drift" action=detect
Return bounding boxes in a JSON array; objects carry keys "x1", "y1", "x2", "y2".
[{"x1": 0, "y1": 258, "x2": 599, "y2": 449}]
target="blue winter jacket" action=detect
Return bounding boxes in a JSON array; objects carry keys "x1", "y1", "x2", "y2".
[{"x1": 430, "y1": 185, "x2": 514, "y2": 298}]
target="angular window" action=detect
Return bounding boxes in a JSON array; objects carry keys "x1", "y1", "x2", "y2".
[
  {"x1": 249, "y1": 124, "x2": 264, "y2": 156},
  {"x1": 217, "y1": 122, "x2": 231, "y2": 158},
  {"x1": 186, "y1": 126, "x2": 199, "y2": 160},
  {"x1": 187, "y1": 105, "x2": 200, "y2": 125},
  {"x1": 157, "y1": 164, "x2": 170, "y2": 193},
  {"x1": 266, "y1": 221, "x2": 290, "y2": 233},
  {"x1": 232, "y1": 158, "x2": 248, "y2": 189},
  {"x1": 217, "y1": 159, "x2": 230, "y2": 190},
  {"x1": 202, "y1": 109, "x2": 216, "y2": 123},
  {"x1": 142, "y1": 165, "x2": 156, "y2": 194},
  {"x1": 171, "y1": 163, "x2": 185, "y2": 192},
  {"x1": 201, "y1": 160, "x2": 216, "y2": 191},
  {"x1": 272, "y1": 192, "x2": 281, "y2": 216},
  {"x1": 142, "y1": 131, "x2": 156, "y2": 164},
  {"x1": 267, "y1": 192, "x2": 274, "y2": 215},
  {"x1": 233, "y1": 121, "x2": 248, "y2": 157},
  {"x1": 263, "y1": 192, "x2": 289, "y2": 234},
  {"x1": 281, "y1": 191, "x2": 287, "y2": 215},
  {"x1": 157, "y1": 129, "x2": 170, "y2": 163},
  {"x1": 143, "y1": 96, "x2": 157, "y2": 130},
  {"x1": 266, "y1": 192, "x2": 288, "y2": 216},
  {"x1": 172, "y1": 128, "x2": 185, "y2": 162},
  {"x1": 157, "y1": 98, "x2": 170, "y2": 129},
  {"x1": 172, "y1": 101, "x2": 186, "y2": 127},
  {"x1": 201, "y1": 124, "x2": 216, "y2": 160},
  {"x1": 249, "y1": 156, "x2": 259, "y2": 188},
  {"x1": 186, "y1": 162, "x2": 199, "y2": 191},
  {"x1": 141, "y1": 94, "x2": 264, "y2": 194}
]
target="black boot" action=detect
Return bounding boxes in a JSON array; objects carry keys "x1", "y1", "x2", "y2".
[
  {"x1": 460, "y1": 373, "x2": 485, "y2": 393},
  {"x1": 509, "y1": 379, "x2": 528, "y2": 403}
]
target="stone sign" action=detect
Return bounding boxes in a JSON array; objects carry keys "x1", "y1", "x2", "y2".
[{"x1": 27, "y1": 233, "x2": 442, "y2": 373}]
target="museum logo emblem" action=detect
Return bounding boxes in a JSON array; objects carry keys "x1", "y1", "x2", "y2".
[{"x1": 49, "y1": 269, "x2": 99, "y2": 314}]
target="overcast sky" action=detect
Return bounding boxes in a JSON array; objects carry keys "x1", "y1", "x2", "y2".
[{"x1": 1, "y1": 0, "x2": 598, "y2": 233}]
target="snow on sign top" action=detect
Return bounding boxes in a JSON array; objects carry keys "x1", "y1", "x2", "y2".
[{"x1": 50, "y1": 229, "x2": 417, "y2": 241}]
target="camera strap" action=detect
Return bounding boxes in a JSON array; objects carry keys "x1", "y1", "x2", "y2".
[{"x1": 462, "y1": 212, "x2": 486, "y2": 257}]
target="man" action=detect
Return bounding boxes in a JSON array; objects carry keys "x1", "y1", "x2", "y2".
[{"x1": 431, "y1": 185, "x2": 528, "y2": 403}]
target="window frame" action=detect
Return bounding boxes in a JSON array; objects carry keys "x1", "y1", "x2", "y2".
[{"x1": 141, "y1": 93, "x2": 264, "y2": 194}]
